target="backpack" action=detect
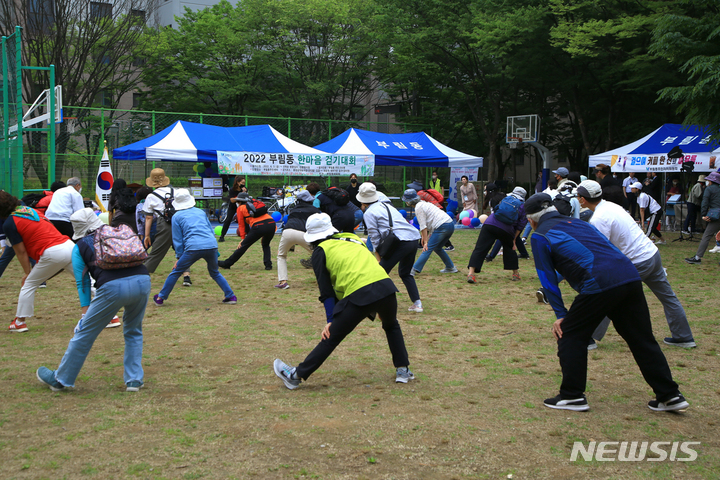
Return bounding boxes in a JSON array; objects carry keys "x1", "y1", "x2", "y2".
[
  {"x1": 418, "y1": 190, "x2": 443, "y2": 208},
  {"x1": 323, "y1": 186, "x2": 350, "y2": 206},
  {"x1": 151, "y1": 187, "x2": 175, "y2": 223},
  {"x1": 553, "y1": 192, "x2": 574, "y2": 217},
  {"x1": 245, "y1": 199, "x2": 268, "y2": 218},
  {"x1": 94, "y1": 224, "x2": 148, "y2": 270},
  {"x1": 494, "y1": 196, "x2": 522, "y2": 224},
  {"x1": 553, "y1": 183, "x2": 577, "y2": 217},
  {"x1": 21, "y1": 192, "x2": 45, "y2": 208}
]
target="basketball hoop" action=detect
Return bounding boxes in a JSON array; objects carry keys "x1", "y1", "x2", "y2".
[{"x1": 508, "y1": 136, "x2": 523, "y2": 149}]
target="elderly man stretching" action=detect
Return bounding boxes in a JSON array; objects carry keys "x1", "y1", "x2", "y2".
[
  {"x1": 576, "y1": 180, "x2": 695, "y2": 349},
  {"x1": 525, "y1": 192, "x2": 688, "y2": 412},
  {"x1": 45, "y1": 177, "x2": 84, "y2": 238}
]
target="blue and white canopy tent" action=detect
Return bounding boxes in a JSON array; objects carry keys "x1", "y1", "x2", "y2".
[
  {"x1": 313, "y1": 128, "x2": 483, "y2": 168},
  {"x1": 113, "y1": 120, "x2": 372, "y2": 176},
  {"x1": 588, "y1": 124, "x2": 720, "y2": 173}
]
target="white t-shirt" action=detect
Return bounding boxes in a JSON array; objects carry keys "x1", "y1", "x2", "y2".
[
  {"x1": 414, "y1": 200, "x2": 452, "y2": 232},
  {"x1": 622, "y1": 176, "x2": 637, "y2": 192},
  {"x1": 637, "y1": 192, "x2": 661, "y2": 215},
  {"x1": 589, "y1": 199, "x2": 657, "y2": 264},
  {"x1": 143, "y1": 186, "x2": 174, "y2": 216}
]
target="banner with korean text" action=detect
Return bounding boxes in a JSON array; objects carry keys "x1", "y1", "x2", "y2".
[
  {"x1": 589, "y1": 124, "x2": 720, "y2": 173},
  {"x1": 216, "y1": 151, "x2": 375, "y2": 177}
]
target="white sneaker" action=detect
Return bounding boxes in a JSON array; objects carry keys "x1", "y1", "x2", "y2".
[
  {"x1": 439, "y1": 267, "x2": 459, "y2": 273},
  {"x1": 408, "y1": 304, "x2": 424, "y2": 313},
  {"x1": 709, "y1": 246, "x2": 720, "y2": 253},
  {"x1": 655, "y1": 239, "x2": 666, "y2": 245}
]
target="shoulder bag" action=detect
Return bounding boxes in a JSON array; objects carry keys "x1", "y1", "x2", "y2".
[{"x1": 375, "y1": 204, "x2": 400, "y2": 258}]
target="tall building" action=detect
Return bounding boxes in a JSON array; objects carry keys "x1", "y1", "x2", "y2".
[{"x1": 156, "y1": 0, "x2": 241, "y2": 29}]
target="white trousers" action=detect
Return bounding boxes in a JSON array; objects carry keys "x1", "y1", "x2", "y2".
[
  {"x1": 277, "y1": 229, "x2": 313, "y2": 282},
  {"x1": 16, "y1": 239, "x2": 75, "y2": 318}
]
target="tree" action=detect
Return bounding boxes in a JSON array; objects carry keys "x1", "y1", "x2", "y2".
[
  {"x1": 376, "y1": 0, "x2": 552, "y2": 181},
  {"x1": 651, "y1": 0, "x2": 720, "y2": 138},
  {"x1": 141, "y1": 0, "x2": 383, "y2": 135},
  {"x1": 0, "y1": 0, "x2": 158, "y2": 186}
]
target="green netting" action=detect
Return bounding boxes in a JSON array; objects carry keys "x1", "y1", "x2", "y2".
[
  {"x1": 2, "y1": 29, "x2": 23, "y2": 195},
  {"x1": 22, "y1": 106, "x2": 435, "y2": 199}
]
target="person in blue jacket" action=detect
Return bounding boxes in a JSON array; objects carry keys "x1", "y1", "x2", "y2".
[
  {"x1": 152, "y1": 189, "x2": 236, "y2": 306},
  {"x1": 525, "y1": 193, "x2": 688, "y2": 413}
]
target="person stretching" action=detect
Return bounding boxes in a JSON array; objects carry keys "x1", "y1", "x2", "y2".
[{"x1": 273, "y1": 213, "x2": 414, "y2": 389}]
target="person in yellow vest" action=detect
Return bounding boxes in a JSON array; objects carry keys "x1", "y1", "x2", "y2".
[
  {"x1": 429, "y1": 171, "x2": 442, "y2": 195},
  {"x1": 273, "y1": 213, "x2": 414, "y2": 389}
]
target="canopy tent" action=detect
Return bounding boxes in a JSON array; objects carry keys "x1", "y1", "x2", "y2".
[
  {"x1": 313, "y1": 128, "x2": 483, "y2": 167},
  {"x1": 589, "y1": 124, "x2": 720, "y2": 173},
  {"x1": 112, "y1": 121, "x2": 371, "y2": 176},
  {"x1": 113, "y1": 120, "x2": 325, "y2": 162}
]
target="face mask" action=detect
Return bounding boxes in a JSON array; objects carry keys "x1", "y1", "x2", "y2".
[
  {"x1": 78, "y1": 187, "x2": 82, "y2": 194},
  {"x1": 432, "y1": 176, "x2": 437, "y2": 180},
  {"x1": 707, "y1": 181, "x2": 712, "y2": 187},
  {"x1": 673, "y1": 181, "x2": 678, "y2": 185},
  {"x1": 351, "y1": 179, "x2": 357, "y2": 184}
]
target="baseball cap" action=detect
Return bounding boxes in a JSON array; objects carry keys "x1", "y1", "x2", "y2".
[
  {"x1": 577, "y1": 180, "x2": 602, "y2": 199},
  {"x1": 552, "y1": 167, "x2": 569, "y2": 177}
]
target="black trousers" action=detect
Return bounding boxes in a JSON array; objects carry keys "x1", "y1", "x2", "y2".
[
  {"x1": 683, "y1": 202, "x2": 699, "y2": 232},
  {"x1": 557, "y1": 282, "x2": 680, "y2": 401},
  {"x1": 224, "y1": 220, "x2": 275, "y2": 268},
  {"x1": 379, "y1": 240, "x2": 420, "y2": 303},
  {"x1": 627, "y1": 193, "x2": 638, "y2": 219},
  {"x1": 296, "y1": 293, "x2": 409, "y2": 380},
  {"x1": 467, "y1": 224, "x2": 518, "y2": 272},
  {"x1": 646, "y1": 211, "x2": 663, "y2": 238},
  {"x1": 219, "y1": 202, "x2": 238, "y2": 238},
  {"x1": 487, "y1": 236, "x2": 528, "y2": 259},
  {"x1": 50, "y1": 219, "x2": 75, "y2": 240}
]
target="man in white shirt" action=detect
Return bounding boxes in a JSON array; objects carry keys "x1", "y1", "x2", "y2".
[
  {"x1": 622, "y1": 172, "x2": 638, "y2": 219},
  {"x1": 632, "y1": 181, "x2": 665, "y2": 244},
  {"x1": 358, "y1": 183, "x2": 424, "y2": 313},
  {"x1": 45, "y1": 177, "x2": 84, "y2": 238},
  {"x1": 577, "y1": 180, "x2": 695, "y2": 348}
]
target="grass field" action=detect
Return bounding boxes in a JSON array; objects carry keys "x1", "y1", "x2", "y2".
[{"x1": 0, "y1": 228, "x2": 718, "y2": 479}]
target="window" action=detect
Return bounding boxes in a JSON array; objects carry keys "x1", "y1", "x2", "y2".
[
  {"x1": 96, "y1": 89, "x2": 113, "y2": 107},
  {"x1": 28, "y1": 0, "x2": 55, "y2": 35},
  {"x1": 133, "y1": 93, "x2": 141, "y2": 108},
  {"x1": 130, "y1": 9, "x2": 146, "y2": 23},
  {"x1": 90, "y1": 2, "x2": 112, "y2": 20}
]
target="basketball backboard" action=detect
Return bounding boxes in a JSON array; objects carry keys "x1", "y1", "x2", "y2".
[
  {"x1": 506, "y1": 114, "x2": 539, "y2": 144},
  {"x1": 8, "y1": 85, "x2": 62, "y2": 135}
]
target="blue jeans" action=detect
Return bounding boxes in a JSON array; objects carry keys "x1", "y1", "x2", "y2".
[
  {"x1": 158, "y1": 248, "x2": 233, "y2": 300},
  {"x1": 55, "y1": 274, "x2": 151, "y2": 387},
  {"x1": 521, "y1": 223, "x2": 532, "y2": 239},
  {"x1": 413, "y1": 221, "x2": 455, "y2": 272}
]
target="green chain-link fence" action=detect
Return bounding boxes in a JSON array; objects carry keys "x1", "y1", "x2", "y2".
[
  {"x1": 22, "y1": 106, "x2": 437, "y2": 199},
  {"x1": 1, "y1": 27, "x2": 23, "y2": 196}
]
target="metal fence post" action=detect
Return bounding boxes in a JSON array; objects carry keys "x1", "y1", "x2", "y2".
[
  {"x1": 48, "y1": 64, "x2": 56, "y2": 186},
  {"x1": 2, "y1": 35, "x2": 9, "y2": 191},
  {"x1": 13, "y1": 26, "x2": 23, "y2": 197}
]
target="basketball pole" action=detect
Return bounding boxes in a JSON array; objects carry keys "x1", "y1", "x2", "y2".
[{"x1": 529, "y1": 142, "x2": 552, "y2": 191}]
